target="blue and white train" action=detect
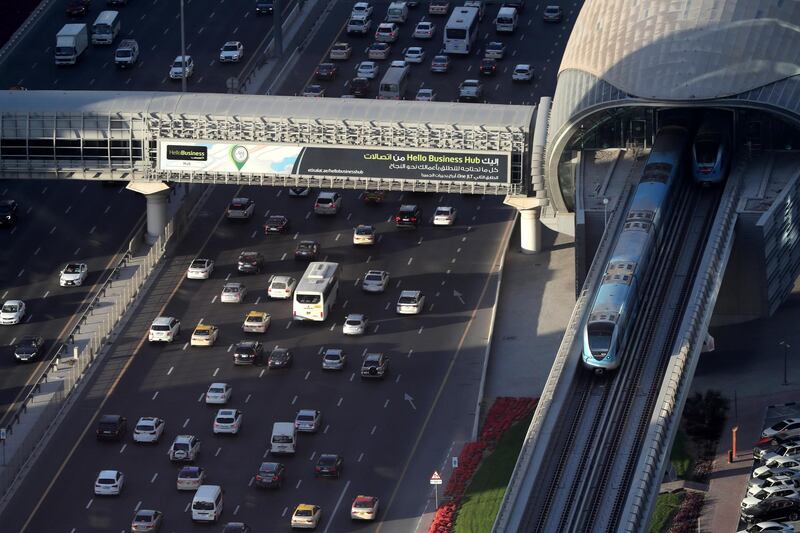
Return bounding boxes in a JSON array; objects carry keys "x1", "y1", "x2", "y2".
[
  {"x1": 582, "y1": 126, "x2": 690, "y2": 372},
  {"x1": 692, "y1": 113, "x2": 731, "y2": 184}
]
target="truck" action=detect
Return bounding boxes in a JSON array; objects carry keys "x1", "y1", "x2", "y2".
[
  {"x1": 114, "y1": 39, "x2": 139, "y2": 67},
  {"x1": 55, "y1": 23, "x2": 88, "y2": 65}
]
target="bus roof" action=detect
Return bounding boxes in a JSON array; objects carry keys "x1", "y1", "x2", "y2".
[
  {"x1": 446, "y1": 6, "x2": 479, "y2": 28},
  {"x1": 297, "y1": 262, "x2": 339, "y2": 292}
]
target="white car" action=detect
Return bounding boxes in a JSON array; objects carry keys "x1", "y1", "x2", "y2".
[
  {"x1": 205, "y1": 383, "x2": 232, "y2": 405},
  {"x1": 268, "y1": 275, "x2": 297, "y2": 299},
  {"x1": 59, "y1": 262, "x2": 88, "y2": 286},
  {"x1": 754, "y1": 456, "x2": 800, "y2": 479},
  {"x1": 169, "y1": 55, "x2": 194, "y2": 79},
  {"x1": 352, "y1": 1, "x2": 373, "y2": 18},
  {"x1": 375, "y1": 22, "x2": 399, "y2": 42},
  {"x1": 512, "y1": 64, "x2": 534, "y2": 82},
  {"x1": 343, "y1": 313, "x2": 368, "y2": 335},
  {"x1": 747, "y1": 475, "x2": 798, "y2": 497},
  {"x1": 764, "y1": 419, "x2": 800, "y2": 441},
  {"x1": 294, "y1": 409, "x2": 322, "y2": 433},
  {"x1": 362, "y1": 270, "x2": 389, "y2": 293},
  {"x1": 186, "y1": 258, "x2": 214, "y2": 279},
  {"x1": 404, "y1": 47, "x2": 425, "y2": 63},
  {"x1": 177, "y1": 466, "x2": 206, "y2": 491},
  {"x1": 213, "y1": 409, "x2": 242, "y2": 434},
  {"x1": 219, "y1": 40, "x2": 244, "y2": 62},
  {"x1": 94, "y1": 470, "x2": 124, "y2": 496},
  {"x1": 356, "y1": 61, "x2": 378, "y2": 79},
  {"x1": 148, "y1": 316, "x2": 180, "y2": 342},
  {"x1": 353, "y1": 224, "x2": 376, "y2": 245},
  {"x1": 191, "y1": 323, "x2": 219, "y2": 346},
  {"x1": 743, "y1": 486, "x2": 800, "y2": 510},
  {"x1": 242, "y1": 311, "x2": 271, "y2": 333},
  {"x1": 433, "y1": 206, "x2": 457, "y2": 225},
  {"x1": 169, "y1": 435, "x2": 201, "y2": 462},
  {"x1": 0, "y1": 300, "x2": 25, "y2": 325},
  {"x1": 291, "y1": 505, "x2": 322, "y2": 529},
  {"x1": 736, "y1": 523, "x2": 796, "y2": 533},
  {"x1": 415, "y1": 88, "x2": 436, "y2": 101},
  {"x1": 397, "y1": 290, "x2": 425, "y2": 314},
  {"x1": 484, "y1": 41, "x2": 506, "y2": 59},
  {"x1": 351, "y1": 495, "x2": 380, "y2": 521},
  {"x1": 413, "y1": 21, "x2": 435, "y2": 39},
  {"x1": 133, "y1": 417, "x2": 165, "y2": 444},
  {"x1": 221, "y1": 282, "x2": 246, "y2": 303}
]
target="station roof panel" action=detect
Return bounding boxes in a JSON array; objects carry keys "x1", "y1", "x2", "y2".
[{"x1": 0, "y1": 91, "x2": 533, "y2": 130}]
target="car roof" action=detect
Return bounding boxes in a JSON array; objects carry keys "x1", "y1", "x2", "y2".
[
  {"x1": 98, "y1": 469, "x2": 119, "y2": 476},
  {"x1": 246, "y1": 310, "x2": 267, "y2": 317},
  {"x1": 153, "y1": 316, "x2": 175, "y2": 325},
  {"x1": 355, "y1": 495, "x2": 377, "y2": 502},
  {"x1": 231, "y1": 197, "x2": 250, "y2": 202},
  {"x1": 298, "y1": 409, "x2": 318, "y2": 415},
  {"x1": 365, "y1": 352, "x2": 383, "y2": 360},
  {"x1": 195, "y1": 323, "x2": 214, "y2": 330},
  {"x1": 271, "y1": 275, "x2": 292, "y2": 283},
  {"x1": 217, "y1": 409, "x2": 238, "y2": 415},
  {"x1": 209, "y1": 382, "x2": 228, "y2": 388},
  {"x1": 296, "y1": 504, "x2": 316, "y2": 511},
  {"x1": 3, "y1": 299, "x2": 24, "y2": 305},
  {"x1": 324, "y1": 348, "x2": 343, "y2": 354},
  {"x1": 137, "y1": 416, "x2": 159, "y2": 422},
  {"x1": 175, "y1": 434, "x2": 196, "y2": 442},
  {"x1": 366, "y1": 269, "x2": 386, "y2": 275},
  {"x1": 224, "y1": 282, "x2": 242, "y2": 288},
  {"x1": 346, "y1": 313, "x2": 365, "y2": 319},
  {"x1": 223, "y1": 41, "x2": 241, "y2": 46},
  {"x1": 99, "y1": 414, "x2": 122, "y2": 422},
  {"x1": 399, "y1": 290, "x2": 420, "y2": 297}
]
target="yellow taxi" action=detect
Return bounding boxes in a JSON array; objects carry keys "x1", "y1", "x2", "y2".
[
  {"x1": 190, "y1": 323, "x2": 219, "y2": 346},
  {"x1": 242, "y1": 311, "x2": 271, "y2": 334},
  {"x1": 291, "y1": 504, "x2": 321, "y2": 529}
]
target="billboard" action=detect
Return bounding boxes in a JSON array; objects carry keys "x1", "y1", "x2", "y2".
[{"x1": 158, "y1": 140, "x2": 510, "y2": 183}]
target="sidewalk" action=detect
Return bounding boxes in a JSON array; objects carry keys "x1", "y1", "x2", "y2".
[
  {"x1": 483, "y1": 223, "x2": 576, "y2": 404},
  {"x1": 692, "y1": 278, "x2": 800, "y2": 532}
]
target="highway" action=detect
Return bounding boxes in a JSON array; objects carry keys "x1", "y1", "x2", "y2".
[
  {"x1": 0, "y1": 0, "x2": 583, "y2": 530},
  {"x1": 1, "y1": 186, "x2": 514, "y2": 532}
]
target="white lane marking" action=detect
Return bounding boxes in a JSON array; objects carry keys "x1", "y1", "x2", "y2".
[
  {"x1": 418, "y1": 236, "x2": 424, "y2": 245},
  {"x1": 79, "y1": 184, "x2": 87, "y2": 194},
  {"x1": 244, "y1": 393, "x2": 252, "y2": 404},
  {"x1": 255, "y1": 296, "x2": 261, "y2": 305},
  {"x1": 286, "y1": 321, "x2": 292, "y2": 329},
  {"x1": 64, "y1": 205, "x2": 72, "y2": 214},
  {"x1": 263, "y1": 449, "x2": 270, "y2": 459},
  {"x1": 451, "y1": 258, "x2": 456, "y2": 264},
  {"x1": 385, "y1": 302, "x2": 391, "y2": 311},
  {"x1": 418, "y1": 326, "x2": 424, "y2": 334},
  {"x1": 309, "y1": 451, "x2": 316, "y2": 461},
  {"x1": 227, "y1": 344, "x2": 234, "y2": 352},
  {"x1": 182, "y1": 342, "x2": 189, "y2": 351},
  {"x1": 25, "y1": 314, "x2": 33, "y2": 323},
  {"x1": 337, "y1": 397, "x2": 343, "y2": 407},
  {"x1": 259, "y1": 369, "x2": 266, "y2": 378},
  {"x1": 150, "y1": 472, "x2": 158, "y2": 483},
  {"x1": 248, "y1": 477, "x2": 255, "y2": 487},
  {"x1": 264, "y1": 209, "x2": 271, "y2": 217},
  {"x1": 74, "y1": 247, "x2": 81, "y2": 256},
  {"x1": 86, "y1": 499, "x2": 93, "y2": 509},
  {"x1": 349, "y1": 373, "x2": 355, "y2": 382},
  {"x1": 213, "y1": 367, "x2": 220, "y2": 377},
  {"x1": 119, "y1": 444, "x2": 127, "y2": 454},
  {"x1": 1, "y1": 291, "x2": 6, "y2": 299},
  {"x1": 211, "y1": 295, "x2": 218, "y2": 303},
  {"x1": 50, "y1": 226, "x2": 56, "y2": 234},
  {"x1": 197, "y1": 393, "x2": 204, "y2": 403},
  {"x1": 291, "y1": 395, "x2": 298, "y2": 405},
  {"x1": 295, "y1": 479, "x2": 302, "y2": 489},
  {"x1": 342, "y1": 299, "x2": 348, "y2": 309},
  {"x1": 233, "y1": 504, "x2": 240, "y2": 515},
  {"x1": 167, "y1": 366, "x2": 174, "y2": 376},
  {"x1": 347, "y1": 213, "x2": 352, "y2": 220},
  {"x1": 183, "y1": 418, "x2": 190, "y2": 428},
  {"x1": 305, "y1": 211, "x2": 311, "y2": 220},
  {"x1": 395, "y1": 374, "x2": 401, "y2": 383},
  {"x1": 34, "y1": 247, "x2": 40, "y2": 255},
  {"x1": 335, "y1": 233, "x2": 341, "y2": 241},
  {"x1": 408, "y1": 349, "x2": 413, "y2": 358},
  {"x1": 462, "y1": 236, "x2": 467, "y2": 242},
  {"x1": 396, "y1": 280, "x2": 402, "y2": 288},
  {"x1": 384, "y1": 399, "x2": 390, "y2": 408},
  {"x1": 354, "y1": 278, "x2": 360, "y2": 287},
  {"x1": 135, "y1": 500, "x2": 142, "y2": 511},
  {"x1": 304, "y1": 371, "x2": 311, "y2": 380},
  {"x1": 318, "y1": 346, "x2": 325, "y2": 355},
  {"x1": 104, "y1": 205, "x2": 111, "y2": 214},
  {"x1": 42, "y1": 291, "x2": 49, "y2": 299},
  {"x1": 152, "y1": 391, "x2": 159, "y2": 400},
  {"x1": 293, "y1": 232, "x2": 300, "y2": 240},
  {"x1": 329, "y1": 322, "x2": 336, "y2": 331},
  {"x1": 358, "y1": 452, "x2": 364, "y2": 462},
  {"x1": 184, "y1": 502, "x2": 191, "y2": 513},
  {"x1": 373, "y1": 324, "x2": 380, "y2": 333},
  {"x1": 429, "y1": 303, "x2": 435, "y2": 312},
  {"x1": 324, "y1": 424, "x2": 330, "y2": 434},
  {"x1": 366, "y1": 255, "x2": 371, "y2": 263},
  {"x1": 17, "y1": 269, "x2": 24, "y2": 278},
  {"x1": 250, "y1": 230, "x2": 257, "y2": 238},
  {"x1": 322, "y1": 481, "x2": 352, "y2": 533},
  {"x1": 371, "y1": 425, "x2": 377, "y2": 435},
  {"x1": 281, "y1": 252, "x2": 287, "y2": 261},
  {"x1": 89, "y1": 225, "x2": 96, "y2": 234},
  {"x1": 215, "y1": 447, "x2": 222, "y2": 457},
  {"x1": 225, "y1": 273, "x2": 231, "y2": 281},
  {"x1": 282, "y1": 507, "x2": 289, "y2": 517},
  {"x1": 408, "y1": 257, "x2": 414, "y2": 265}
]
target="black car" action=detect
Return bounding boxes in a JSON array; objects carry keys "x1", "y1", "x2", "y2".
[
  {"x1": 350, "y1": 77, "x2": 371, "y2": 98},
  {"x1": 315, "y1": 63, "x2": 337, "y2": 81},
  {"x1": 480, "y1": 58, "x2": 497, "y2": 76},
  {"x1": 255, "y1": 462, "x2": 285, "y2": 488},
  {"x1": 394, "y1": 204, "x2": 421, "y2": 228},
  {"x1": 315, "y1": 454, "x2": 343, "y2": 478},
  {"x1": 268, "y1": 347, "x2": 293, "y2": 368},
  {"x1": 237, "y1": 251, "x2": 265, "y2": 274},
  {"x1": 255, "y1": 0, "x2": 273, "y2": 14},
  {"x1": 65, "y1": 0, "x2": 90, "y2": 16},
  {"x1": 741, "y1": 496, "x2": 800, "y2": 523},
  {"x1": 14, "y1": 336, "x2": 44, "y2": 363},
  {"x1": 222, "y1": 524, "x2": 251, "y2": 533},
  {"x1": 96, "y1": 414, "x2": 127, "y2": 441},
  {"x1": 542, "y1": 5, "x2": 563, "y2": 22},
  {"x1": 233, "y1": 341, "x2": 264, "y2": 365},
  {"x1": 294, "y1": 240, "x2": 320, "y2": 260},
  {"x1": 0, "y1": 200, "x2": 18, "y2": 227},
  {"x1": 264, "y1": 215, "x2": 289, "y2": 234}
]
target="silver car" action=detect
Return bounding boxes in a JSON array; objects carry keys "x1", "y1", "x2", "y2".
[
  {"x1": 295, "y1": 409, "x2": 322, "y2": 433},
  {"x1": 343, "y1": 314, "x2": 368, "y2": 335},
  {"x1": 221, "y1": 282, "x2": 246, "y2": 303},
  {"x1": 322, "y1": 348, "x2": 346, "y2": 370},
  {"x1": 362, "y1": 270, "x2": 389, "y2": 293}
]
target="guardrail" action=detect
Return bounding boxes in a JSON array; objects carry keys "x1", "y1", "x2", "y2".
[
  {"x1": 620, "y1": 166, "x2": 742, "y2": 532},
  {"x1": 0, "y1": 0, "x2": 55, "y2": 68},
  {"x1": 0, "y1": 184, "x2": 208, "y2": 499},
  {"x1": 492, "y1": 151, "x2": 642, "y2": 532}
]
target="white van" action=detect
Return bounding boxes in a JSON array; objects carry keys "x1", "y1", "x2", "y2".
[
  {"x1": 386, "y1": 1, "x2": 409, "y2": 23},
  {"x1": 270, "y1": 422, "x2": 297, "y2": 455},
  {"x1": 191, "y1": 485, "x2": 223, "y2": 523},
  {"x1": 494, "y1": 6, "x2": 518, "y2": 33},
  {"x1": 378, "y1": 65, "x2": 409, "y2": 100},
  {"x1": 92, "y1": 10, "x2": 120, "y2": 45}
]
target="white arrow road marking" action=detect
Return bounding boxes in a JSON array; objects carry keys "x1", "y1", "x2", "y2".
[{"x1": 404, "y1": 393, "x2": 417, "y2": 410}]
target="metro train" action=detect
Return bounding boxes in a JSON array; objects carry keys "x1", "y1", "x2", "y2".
[
  {"x1": 582, "y1": 126, "x2": 690, "y2": 372},
  {"x1": 692, "y1": 114, "x2": 731, "y2": 184}
]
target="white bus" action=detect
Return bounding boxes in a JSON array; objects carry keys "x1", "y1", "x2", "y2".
[
  {"x1": 91, "y1": 10, "x2": 120, "y2": 45},
  {"x1": 293, "y1": 262, "x2": 340, "y2": 321},
  {"x1": 444, "y1": 6, "x2": 480, "y2": 54}
]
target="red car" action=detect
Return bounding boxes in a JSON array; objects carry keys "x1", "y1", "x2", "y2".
[
  {"x1": 66, "y1": 0, "x2": 90, "y2": 16},
  {"x1": 480, "y1": 58, "x2": 497, "y2": 76}
]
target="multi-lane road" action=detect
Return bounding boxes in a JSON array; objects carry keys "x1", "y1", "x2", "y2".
[
  {"x1": 0, "y1": 0, "x2": 582, "y2": 530},
  {"x1": 2, "y1": 186, "x2": 514, "y2": 532}
]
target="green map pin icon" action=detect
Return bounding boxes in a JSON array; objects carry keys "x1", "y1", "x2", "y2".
[{"x1": 230, "y1": 145, "x2": 249, "y2": 171}]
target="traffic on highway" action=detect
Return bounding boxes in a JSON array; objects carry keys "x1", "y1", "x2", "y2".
[{"x1": 0, "y1": 0, "x2": 579, "y2": 530}]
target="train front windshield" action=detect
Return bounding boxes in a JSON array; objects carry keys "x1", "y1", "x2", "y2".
[
  {"x1": 587, "y1": 323, "x2": 614, "y2": 358},
  {"x1": 694, "y1": 140, "x2": 719, "y2": 169}
]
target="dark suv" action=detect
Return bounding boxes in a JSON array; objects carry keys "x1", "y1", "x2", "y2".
[
  {"x1": 350, "y1": 77, "x2": 370, "y2": 98},
  {"x1": 394, "y1": 204, "x2": 421, "y2": 228},
  {"x1": 294, "y1": 240, "x2": 320, "y2": 261},
  {"x1": 233, "y1": 341, "x2": 264, "y2": 365},
  {"x1": 315, "y1": 454, "x2": 344, "y2": 478},
  {"x1": 237, "y1": 251, "x2": 265, "y2": 274},
  {"x1": 255, "y1": 462, "x2": 285, "y2": 488},
  {"x1": 361, "y1": 353, "x2": 389, "y2": 379},
  {"x1": 14, "y1": 336, "x2": 44, "y2": 363},
  {"x1": 96, "y1": 414, "x2": 127, "y2": 441},
  {"x1": 0, "y1": 200, "x2": 18, "y2": 227},
  {"x1": 256, "y1": 0, "x2": 274, "y2": 14}
]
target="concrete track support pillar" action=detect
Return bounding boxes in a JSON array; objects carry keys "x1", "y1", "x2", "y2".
[
  {"x1": 126, "y1": 182, "x2": 172, "y2": 244},
  {"x1": 504, "y1": 196, "x2": 546, "y2": 254}
]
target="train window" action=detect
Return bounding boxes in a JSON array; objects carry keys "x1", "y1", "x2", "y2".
[
  {"x1": 693, "y1": 141, "x2": 718, "y2": 165},
  {"x1": 641, "y1": 162, "x2": 672, "y2": 183},
  {"x1": 587, "y1": 323, "x2": 614, "y2": 354}
]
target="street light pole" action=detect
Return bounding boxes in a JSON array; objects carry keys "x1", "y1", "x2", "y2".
[
  {"x1": 180, "y1": 0, "x2": 187, "y2": 93},
  {"x1": 780, "y1": 341, "x2": 790, "y2": 386},
  {"x1": 603, "y1": 197, "x2": 609, "y2": 227}
]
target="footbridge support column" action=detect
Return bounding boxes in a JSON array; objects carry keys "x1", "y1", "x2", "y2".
[
  {"x1": 504, "y1": 196, "x2": 547, "y2": 254},
  {"x1": 126, "y1": 182, "x2": 172, "y2": 245}
]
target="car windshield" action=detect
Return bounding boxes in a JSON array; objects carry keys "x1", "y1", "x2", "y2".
[
  {"x1": 217, "y1": 417, "x2": 235, "y2": 424},
  {"x1": 771, "y1": 421, "x2": 791, "y2": 431},
  {"x1": 354, "y1": 500, "x2": 374, "y2": 508},
  {"x1": 64, "y1": 264, "x2": 81, "y2": 273},
  {"x1": 209, "y1": 387, "x2": 225, "y2": 394},
  {"x1": 136, "y1": 423, "x2": 154, "y2": 431},
  {"x1": 436, "y1": 208, "x2": 450, "y2": 215},
  {"x1": 296, "y1": 509, "x2": 313, "y2": 517},
  {"x1": 271, "y1": 350, "x2": 288, "y2": 359},
  {"x1": 190, "y1": 260, "x2": 207, "y2": 269},
  {"x1": 272, "y1": 282, "x2": 286, "y2": 289},
  {"x1": 273, "y1": 435, "x2": 293, "y2": 443},
  {"x1": 298, "y1": 414, "x2": 315, "y2": 421},
  {"x1": 224, "y1": 286, "x2": 239, "y2": 293},
  {"x1": 237, "y1": 346, "x2": 255, "y2": 356},
  {"x1": 151, "y1": 325, "x2": 170, "y2": 331},
  {"x1": 399, "y1": 296, "x2": 417, "y2": 304},
  {"x1": 298, "y1": 242, "x2": 315, "y2": 250},
  {"x1": 174, "y1": 442, "x2": 189, "y2": 452},
  {"x1": 268, "y1": 216, "x2": 284, "y2": 224},
  {"x1": 319, "y1": 456, "x2": 337, "y2": 465},
  {"x1": 324, "y1": 352, "x2": 341, "y2": 360},
  {"x1": 133, "y1": 512, "x2": 152, "y2": 522},
  {"x1": 97, "y1": 478, "x2": 116, "y2": 485},
  {"x1": 195, "y1": 329, "x2": 210, "y2": 336},
  {"x1": 173, "y1": 60, "x2": 187, "y2": 68},
  {"x1": 356, "y1": 227, "x2": 372, "y2": 235},
  {"x1": 240, "y1": 253, "x2": 258, "y2": 261},
  {"x1": 316, "y1": 198, "x2": 332, "y2": 205},
  {"x1": 296, "y1": 294, "x2": 320, "y2": 304},
  {"x1": 223, "y1": 44, "x2": 238, "y2": 52},
  {"x1": 245, "y1": 315, "x2": 263, "y2": 323},
  {"x1": 193, "y1": 501, "x2": 215, "y2": 511},
  {"x1": 2, "y1": 304, "x2": 18, "y2": 313},
  {"x1": 365, "y1": 274, "x2": 383, "y2": 282},
  {"x1": 346, "y1": 319, "x2": 362, "y2": 326}
]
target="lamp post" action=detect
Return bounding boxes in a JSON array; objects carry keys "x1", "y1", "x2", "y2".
[
  {"x1": 180, "y1": 0, "x2": 187, "y2": 93},
  {"x1": 603, "y1": 197, "x2": 609, "y2": 227},
  {"x1": 780, "y1": 340, "x2": 790, "y2": 386}
]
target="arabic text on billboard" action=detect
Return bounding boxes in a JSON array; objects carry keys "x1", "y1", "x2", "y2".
[{"x1": 158, "y1": 140, "x2": 509, "y2": 183}]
